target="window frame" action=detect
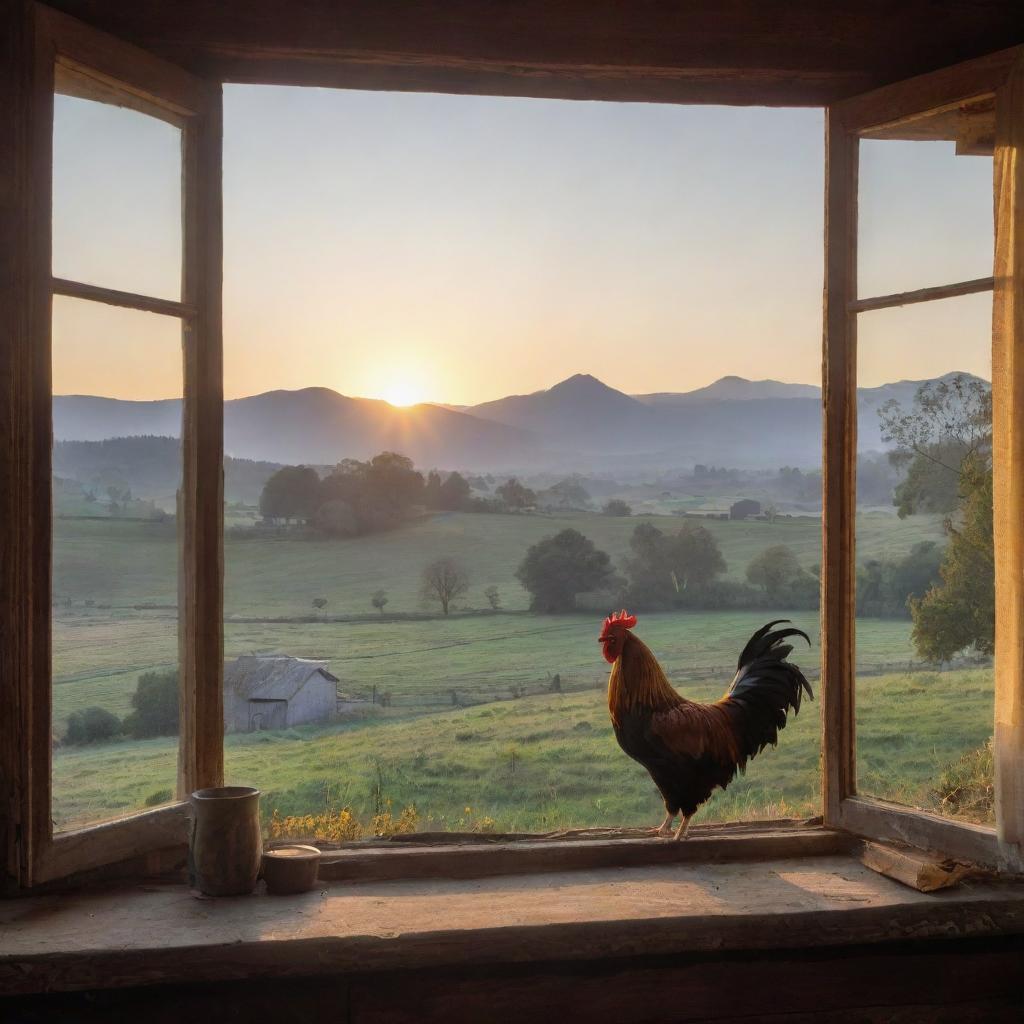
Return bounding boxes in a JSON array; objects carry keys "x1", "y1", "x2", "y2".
[
  {"x1": 2, "y1": 4, "x2": 1023, "y2": 890},
  {"x1": 1, "y1": 2, "x2": 223, "y2": 888},
  {"x1": 821, "y1": 46, "x2": 1024, "y2": 872}
]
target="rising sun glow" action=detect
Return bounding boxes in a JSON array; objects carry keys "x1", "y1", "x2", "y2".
[{"x1": 380, "y1": 378, "x2": 425, "y2": 408}]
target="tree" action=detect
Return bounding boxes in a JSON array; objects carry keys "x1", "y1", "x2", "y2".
[
  {"x1": 911, "y1": 454, "x2": 995, "y2": 660},
  {"x1": 320, "y1": 451, "x2": 424, "y2": 533},
  {"x1": 65, "y1": 706, "x2": 121, "y2": 745},
  {"x1": 624, "y1": 521, "x2": 725, "y2": 609},
  {"x1": 316, "y1": 498, "x2": 359, "y2": 537},
  {"x1": 438, "y1": 471, "x2": 471, "y2": 510},
  {"x1": 372, "y1": 589, "x2": 389, "y2": 615},
  {"x1": 602, "y1": 499, "x2": 632, "y2": 516},
  {"x1": 421, "y1": 557, "x2": 470, "y2": 615},
  {"x1": 123, "y1": 669, "x2": 179, "y2": 739},
  {"x1": 484, "y1": 585, "x2": 501, "y2": 610},
  {"x1": 259, "y1": 465, "x2": 322, "y2": 523},
  {"x1": 312, "y1": 597, "x2": 327, "y2": 615},
  {"x1": 746, "y1": 545, "x2": 802, "y2": 599},
  {"x1": 496, "y1": 477, "x2": 536, "y2": 510},
  {"x1": 515, "y1": 529, "x2": 614, "y2": 612},
  {"x1": 879, "y1": 375, "x2": 994, "y2": 658}
]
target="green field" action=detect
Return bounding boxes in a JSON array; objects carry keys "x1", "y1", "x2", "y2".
[{"x1": 50, "y1": 506, "x2": 991, "y2": 833}]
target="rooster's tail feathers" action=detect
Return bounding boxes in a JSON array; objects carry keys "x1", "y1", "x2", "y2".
[{"x1": 727, "y1": 621, "x2": 813, "y2": 761}]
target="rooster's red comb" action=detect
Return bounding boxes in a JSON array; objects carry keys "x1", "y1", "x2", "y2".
[{"x1": 601, "y1": 609, "x2": 638, "y2": 633}]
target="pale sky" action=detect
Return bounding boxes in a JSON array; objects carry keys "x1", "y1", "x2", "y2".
[{"x1": 52, "y1": 86, "x2": 993, "y2": 404}]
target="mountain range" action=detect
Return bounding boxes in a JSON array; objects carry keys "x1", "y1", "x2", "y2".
[{"x1": 52, "y1": 371, "x2": 986, "y2": 474}]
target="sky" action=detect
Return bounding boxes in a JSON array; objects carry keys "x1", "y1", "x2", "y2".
[{"x1": 52, "y1": 86, "x2": 994, "y2": 404}]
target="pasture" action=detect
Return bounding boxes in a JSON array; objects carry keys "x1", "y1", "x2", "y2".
[{"x1": 50, "y1": 505, "x2": 980, "y2": 832}]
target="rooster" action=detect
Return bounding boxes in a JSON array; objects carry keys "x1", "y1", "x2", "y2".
[{"x1": 600, "y1": 611, "x2": 812, "y2": 839}]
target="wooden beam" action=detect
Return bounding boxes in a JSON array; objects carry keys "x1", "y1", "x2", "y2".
[
  {"x1": 177, "y1": 83, "x2": 224, "y2": 799},
  {"x1": 992, "y1": 54, "x2": 1024, "y2": 875},
  {"x1": 39, "y1": 1, "x2": 1024, "y2": 107},
  {"x1": 834, "y1": 46, "x2": 1020, "y2": 134},
  {"x1": 820, "y1": 110, "x2": 858, "y2": 827},
  {"x1": 858, "y1": 839, "x2": 971, "y2": 892},
  {"x1": 52, "y1": 276, "x2": 194, "y2": 318},
  {"x1": 849, "y1": 277, "x2": 994, "y2": 314},
  {"x1": 0, "y1": 0, "x2": 42, "y2": 894}
]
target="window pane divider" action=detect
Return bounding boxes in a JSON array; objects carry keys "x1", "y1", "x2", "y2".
[
  {"x1": 848, "y1": 276, "x2": 994, "y2": 314},
  {"x1": 51, "y1": 276, "x2": 194, "y2": 319}
]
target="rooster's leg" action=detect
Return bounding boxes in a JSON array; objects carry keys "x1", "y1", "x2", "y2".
[
  {"x1": 651, "y1": 812, "x2": 674, "y2": 837},
  {"x1": 673, "y1": 816, "x2": 691, "y2": 841}
]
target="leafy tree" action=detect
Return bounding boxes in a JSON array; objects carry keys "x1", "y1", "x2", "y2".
[
  {"x1": 879, "y1": 375, "x2": 994, "y2": 658},
  {"x1": 746, "y1": 545, "x2": 802, "y2": 598},
  {"x1": 855, "y1": 541, "x2": 943, "y2": 618},
  {"x1": 911, "y1": 454, "x2": 995, "y2": 660},
  {"x1": 484, "y1": 585, "x2": 501, "y2": 610},
  {"x1": 421, "y1": 557, "x2": 470, "y2": 615},
  {"x1": 372, "y1": 589, "x2": 389, "y2": 615},
  {"x1": 320, "y1": 452, "x2": 424, "y2": 532},
  {"x1": 624, "y1": 521, "x2": 725, "y2": 609},
  {"x1": 515, "y1": 529, "x2": 614, "y2": 612},
  {"x1": 65, "y1": 706, "x2": 121, "y2": 745},
  {"x1": 259, "y1": 465, "x2": 321, "y2": 523},
  {"x1": 316, "y1": 498, "x2": 359, "y2": 537},
  {"x1": 423, "y1": 470, "x2": 443, "y2": 509},
  {"x1": 123, "y1": 669, "x2": 179, "y2": 739},
  {"x1": 541, "y1": 478, "x2": 592, "y2": 509},
  {"x1": 602, "y1": 499, "x2": 632, "y2": 516},
  {"x1": 312, "y1": 597, "x2": 327, "y2": 614},
  {"x1": 496, "y1": 477, "x2": 536, "y2": 510},
  {"x1": 438, "y1": 471, "x2": 472, "y2": 511}
]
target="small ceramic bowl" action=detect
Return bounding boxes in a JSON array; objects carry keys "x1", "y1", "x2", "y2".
[{"x1": 262, "y1": 844, "x2": 322, "y2": 895}]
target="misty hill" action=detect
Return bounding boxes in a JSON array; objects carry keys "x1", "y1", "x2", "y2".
[
  {"x1": 54, "y1": 371, "x2": 989, "y2": 474},
  {"x1": 53, "y1": 436, "x2": 284, "y2": 506},
  {"x1": 54, "y1": 388, "x2": 539, "y2": 469}
]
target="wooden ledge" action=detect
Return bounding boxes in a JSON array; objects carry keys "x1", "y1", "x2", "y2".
[{"x1": 2, "y1": 853, "x2": 1023, "y2": 997}]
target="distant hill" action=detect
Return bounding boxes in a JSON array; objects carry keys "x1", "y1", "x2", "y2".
[{"x1": 54, "y1": 371, "x2": 990, "y2": 475}]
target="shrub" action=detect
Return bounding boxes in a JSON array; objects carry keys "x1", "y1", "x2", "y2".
[
  {"x1": 144, "y1": 788, "x2": 174, "y2": 807},
  {"x1": 932, "y1": 739, "x2": 994, "y2": 822},
  {"x1": 123, "y1": 669, "x2": 179, "y2": 738},
  {"x1": 65, "y1": 706, "x2": 122, "y2": 745}
]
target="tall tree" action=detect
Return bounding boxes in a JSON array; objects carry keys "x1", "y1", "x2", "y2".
[
  {"x1": 259, "y1": 465, "x2": 321, "y2": 523},
  {"x1": 497, "y1": 477, "x2": 536, "y2": 510}
]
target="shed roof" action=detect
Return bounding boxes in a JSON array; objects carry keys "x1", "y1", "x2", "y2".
[{"x1": 225, "y1": 655, "x2": 339, "y2": 701}]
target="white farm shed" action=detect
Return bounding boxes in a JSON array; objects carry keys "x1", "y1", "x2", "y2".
[{"x1": 223, "y1": 655, "x2": 339, "y2": 733}]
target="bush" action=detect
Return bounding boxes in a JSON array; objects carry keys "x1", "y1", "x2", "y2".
[
  {"x1": 932, "y1": 739, "x2": 994, "y2": 822},
  {"x1": 65, "y1": 706, "x2": 122, "y2": 745},
  {"x1": 602, "y1": 499, "x2": 632, "y2": 516},
  {"x1": 123, "y1": 669, "x2": 179, "y2": 739}
]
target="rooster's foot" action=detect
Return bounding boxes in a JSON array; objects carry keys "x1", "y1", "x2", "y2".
[
  {"x1": 650, "y1": 813, "x2": 674, "y2": 838},
  {"x1": 673, "y1": 816, "x2": 691, "y2": 841}
]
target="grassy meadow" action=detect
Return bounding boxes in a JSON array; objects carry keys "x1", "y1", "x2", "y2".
[{"x1": 50, "y1": 506, "x2": 992, "y2": 833}]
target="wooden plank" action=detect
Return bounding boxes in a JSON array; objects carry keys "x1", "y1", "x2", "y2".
[
  {"x1": 858, "y1": 839, "x2": 971, "y2": 892},
  {"x1": 37, "y1": 1, "x2": 1024, "y2": 107},
  {"x1": 2, "y1": 854, "x2": 1023, "y2": 996},
  {"x1": 850, "y1": 276, "x2": 994, "y2": 313},
  {"x1": 820, "y1": 110, "x2": 858, "y2": 826},
  {"x1": 834, "y1": 46, "x2": 1020, "y2": 133},
  {"x1": 0, "y1": 0, "x2": 44, "y2": 894},
  {"x1": 317, "y1": 824, "x2": 853, "y2": 882},
  {"x1": 51, "y1": 276, "x2": 193, "y2": 318},
  {"x1": 992, "y1": 54, "x2": 1024, "y2": 875},
  {"x1": 35, "y1": 803, "x2": 190, "y2": 883},
  {"x1": 35, "y1": 3, "x2": 203, "y2": 122},
  {"x1": 839, "y1": 796, "x2": 1000, "y2": 867},
  {"x1": 177, "y1": 84, "x2": 224, "y2": 799}
]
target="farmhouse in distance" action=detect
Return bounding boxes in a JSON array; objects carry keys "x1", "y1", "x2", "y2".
[{"x1": 223, "y1": 654, "x2": 344, "y2": 733}]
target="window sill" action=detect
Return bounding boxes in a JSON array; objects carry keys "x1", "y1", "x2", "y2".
[{"x1": 2, "y1": 844, "x2": 1023, "y2": 998}]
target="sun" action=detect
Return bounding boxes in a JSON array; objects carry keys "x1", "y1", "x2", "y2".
[{"x1": 381, "y1": 378, "x2": 423, "y2": 407}]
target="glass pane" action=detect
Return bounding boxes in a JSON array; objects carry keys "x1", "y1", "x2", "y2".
[
  {"x1": 221, "y1": 87, "x2": 823, "y2": 841},
  {"x1": 855, "y1": 294, "x2": 994, "y2": 824},
  {"x1": 51, "y1": 296, "x2": 183, "y2": 831},
  {"x1": 52, "y1": 93, "x2": 182, "y2": 301},
  {"x1": 858, "y1": 134, "x2": 993, "y2": 299}
]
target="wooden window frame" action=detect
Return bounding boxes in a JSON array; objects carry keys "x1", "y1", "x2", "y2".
[
  {"x1": 822, "y1": 46, "x2": 1024, "y2": 872},
  {"x1": 1, "y1": 2, "x2": 223, "y2": 888},
  {"x1": 2, "y1": 4, "x2": 1023, "y2": 890}
]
